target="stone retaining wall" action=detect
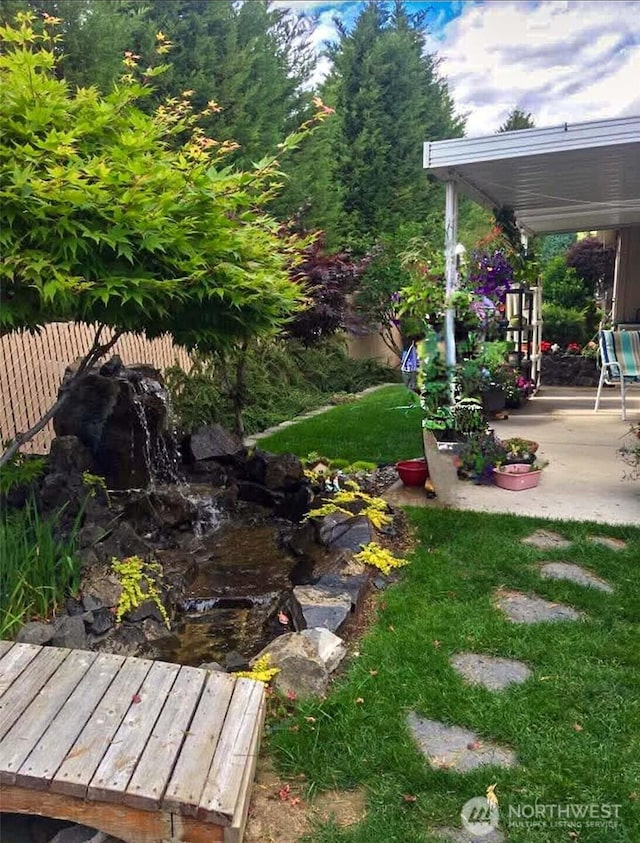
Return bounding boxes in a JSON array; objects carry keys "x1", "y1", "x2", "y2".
[{"x1": 540, "y1": 354, "x2": 599, "y2": 387}]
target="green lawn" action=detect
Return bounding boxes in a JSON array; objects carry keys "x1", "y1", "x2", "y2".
[
  {"x1": 268, "y1": 509, "x2": 640, "y2": 842},
  {"x1": 256, "y1": 384, "x2": 424, "y2": 465}
]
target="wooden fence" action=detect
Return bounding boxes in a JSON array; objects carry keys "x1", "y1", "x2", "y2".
[{"x1": 0, "y1": 324, "x2": 191, "y2": 454}]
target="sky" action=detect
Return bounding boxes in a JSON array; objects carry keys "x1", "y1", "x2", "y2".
[{"x1": 274, "y1": 1, "x2": 640, "y2": 136}]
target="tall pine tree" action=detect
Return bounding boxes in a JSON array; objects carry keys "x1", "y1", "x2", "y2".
[{"x1": 327, "y1": 1, "x2": 463, "y2": 248}]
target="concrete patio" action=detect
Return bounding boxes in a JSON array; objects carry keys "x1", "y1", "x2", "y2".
[{"x1": 385, "y1": 386, "x2": 640, "y2": 525}]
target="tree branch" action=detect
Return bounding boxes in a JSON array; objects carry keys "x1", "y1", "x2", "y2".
[{"x1": 0, "y1": 325, "x2": 124, "y2": 468}]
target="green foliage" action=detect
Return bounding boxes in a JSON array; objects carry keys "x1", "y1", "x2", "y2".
[
  {"x1": 539, "y1": 233, "x2": 577, "y2": 266},
  {"x1": 328, "y1": 1, "x2": 463, "y2": 247},
  {"x1": 0, "y1": 452, "x2": 45, "y2": 494},
  {"x1": 0, "y1": 497, "x2": 82, "y2": 638},
  {"x1": 542, "y1": 256, "x2": 590, "y2": 309},
  {"x1": 542, "y1": 303, "x2": 588, "y2": 346},
  {"x1": 165, "y1": 337, "x2": 398, "y2": 436},
  {"x1": 497, "y1": 107, "x2": 535, "y2": 132},
  {"x1": 0, "y1": 12, "x2": 327, "y2": 348},
  {"x1": 270, "y1": 509, "x2": 640, "y2": 842},
  {"x1": 111, "y1": 555, "x2": 169, "y2": 628}
]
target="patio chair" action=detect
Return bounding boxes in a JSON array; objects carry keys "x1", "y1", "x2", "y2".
[{"x1": 594, "y1": 329, "x2": 640, "y2": 420}]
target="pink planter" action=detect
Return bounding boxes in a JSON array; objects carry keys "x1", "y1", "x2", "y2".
[
  {"x1": 493, "y1": 463, "x2": 542, "y2": 491},
  {"x1": 396, "y1": 458, "x2": 429, "y2": 486}
]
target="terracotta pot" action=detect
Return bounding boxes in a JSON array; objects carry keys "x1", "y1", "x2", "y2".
[
  {"x1": 396, "y1": 458, "x2": 429, "y2": 486},
  {"x1": 494, "y1": 463, "x2": 542, "y2": 491}
]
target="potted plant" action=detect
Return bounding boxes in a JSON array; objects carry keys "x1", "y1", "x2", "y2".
[
  {"x1": 500, "y1": 437, "x2": 539, "y2": 465},
  {"x1": 457, "y1": 430, "x2": 505, "y2": 484},
  {"x1": 493, "y1": 460, "x2": 545, "y2": 491}
]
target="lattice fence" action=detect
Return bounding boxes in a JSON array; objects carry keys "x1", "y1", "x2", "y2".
[{"x1": 0, "y1": 323, "x2": 191, "y2": 454}]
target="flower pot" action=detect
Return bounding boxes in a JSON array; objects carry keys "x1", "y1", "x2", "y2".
[
  {"x1": 493, "y1": 463, "x2": 542, "y2": 491},
  {"x1": 481, "y1": 386, "x2": 506, "y2": 414},
  {"x1": 396, "y1": 458, "x2": 429, "y2": 486}
]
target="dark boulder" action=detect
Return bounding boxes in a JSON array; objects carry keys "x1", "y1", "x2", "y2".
[{"x1": 187, "y1": 424, "x2": 243, "y2": 463}]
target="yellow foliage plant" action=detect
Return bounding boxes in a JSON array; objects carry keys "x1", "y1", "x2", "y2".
[{"x1": 111, "y1": 555, "x2": 170, "y2": 629}]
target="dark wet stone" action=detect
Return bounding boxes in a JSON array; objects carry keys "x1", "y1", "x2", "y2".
[
  {"x1": 65, "y1": 597, "x2": 85, "y2": 616},
  {"x1": 495, "y1": 590, "x2": 582, "y2": 623},
  {"x1": 318, "y1": 512, "x2": 374, "y2": 552},
  {"x1": 372, "y1": 576, "x2": 388, "y2": 590},
  {"x1": 235, "y1": 480, "x2": 282, "y2": 509},
  {"x1": 51, "y1": 615, "x2": 89, "y2": 650},
  {"x1": 315, "y1": 573, "x2": 368, "y2": 609},
  {"x1": 293, "y1": 584, "x2": 352, "y2": 633},
  {"x1": 450, "y1": 652, "x2": 532, "y2": 690},
  {"x1": 225, "y1": 650, "x2": 249, "y2": 671},
  {"x1": 53, "y1": 362, "x2": 172, "y2": 489},
  {"x1": 540, "y1": 562, "x2": 613, "y2": 593},
  {"x1": 188, "y1": 424, "x2": 243, "y2": 463},
  {"x1": 406, "y1": 712, "x2": 518, "y2": 772},
  {"x1": 16, "y1": 621, "x2": 54, "y2": 646},
  {"x1": 126, "y1": 599, "x2": 166, "y2": 624},
  {"x1": 521, "y1": 529, "x2": 572, "y2": 549},
  {"x1": 48, "y1": 435, "x2": 95, "y2": 476},
  {"x1": 88, "y1": 607, "x2": 115, "y2": 636}
]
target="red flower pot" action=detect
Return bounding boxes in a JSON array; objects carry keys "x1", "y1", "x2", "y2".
[{"x1": 396, "y1": 458, "x2": 429, "y2": 486}]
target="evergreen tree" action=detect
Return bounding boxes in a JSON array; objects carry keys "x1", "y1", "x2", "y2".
[
  {"x1": 498, "y1": 107, "x2": 535, "y2": 132},
  {"x1": 328, "y1": 1, "x2": 463, "y2": 248}
]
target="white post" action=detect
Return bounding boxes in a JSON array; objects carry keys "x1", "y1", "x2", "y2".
[{"x1": 444, "y1": 180, "x2": 458, "y2": 400}]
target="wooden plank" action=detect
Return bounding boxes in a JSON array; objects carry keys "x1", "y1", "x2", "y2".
[
  {"x1": 0, "y1": 639, "x2": 13, "y2": 658},
  {"x1": 87, "y1": 659, "x2": 181, "y2": 804},
  {"x1": 1, "y1": 784, "x2": 224, "y2": 843},
  {"x1": 163, "y1": 671, "x2": 236, "y2": 817},
  {"x1": 198, "y1": 678, "x2": 265, "y2": 824},
  {"x1": 124, "y1": 664, "x2": 207, "y2": 811},
  {"x1": 51, "y1": 656, "x2": 153, "y2": 798},
  {"x1": 0, "y1": 646, "x2": 69, "y2": 741},
  {"x1": 0, "y1": 642, "x2": 40, "y2": 697},
  {"x1": 15, "y1": 652, "x2": 126, "y2": 790},
  {"x1": 224, "y1": 694, "x2": 266, "y2": 843},
  {"x1": 0, "y1": 649, "x2": 96, "y2": 784}
]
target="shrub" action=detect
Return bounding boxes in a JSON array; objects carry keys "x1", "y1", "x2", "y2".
[
  {"x1": 166, "y1": 337, "x2": 399, "y2": 435},
  {"x1": 542, "y1": 256, "x2": 590, "y2": 309},
  {"x1": 542, "y1": 303, "x2": 587, "y2": 347}
]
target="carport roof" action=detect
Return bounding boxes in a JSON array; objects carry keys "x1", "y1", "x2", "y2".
[{"x1": 423, "y1": 115, "x2": 640, "y2": 234}]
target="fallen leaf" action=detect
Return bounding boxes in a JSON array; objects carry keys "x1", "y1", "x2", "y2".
[
  {"x1": 432, "y1": 640, "x2": 441, "y2": 649},
  {"x1": 572, "y1": 722, "x2": 583, "y2": 732},
  {"x1": 467, "y1": 741, "x2": 482, "y2": 750},
  {"x1": 568, "y1": 832, "x2": 580, "y2": 840},
  {"x1": 131, "y1": 693, "x2": 142, "y2": 704},
  {"x1": 355, "y1": 697, "x2": 365, "y2": 704},
  {"x1": 290, "y1": 796, "x2": 301, "y2": 807},
  {"x1": 286, "y1": 690, "x2": 297, "y2": 701},
  {"x1": 387, "y1": 624, "x2": 395, "y2": 632},
  {"x1": 304, "y1": 716, "x2": 316, "y2": 723},
  {"x1": 629, "y1": 792, "x2": 637, "y2": 800},
  {"x1": 288, "y1": 725, "x2": 299, "y2": 732},
  {"x1": 369, "y1": 669, "x2": 378, "y2": 676},
  {"x1": 278, "y1": 612, "x2": 290, "y2": 625},
  {"x1": 403, "y1": 794, "x2": 417, "y2": 802}
]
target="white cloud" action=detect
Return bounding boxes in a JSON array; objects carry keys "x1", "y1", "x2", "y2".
[{"x1": 437, "y1": 0, "x2": 640, "y2": 135}]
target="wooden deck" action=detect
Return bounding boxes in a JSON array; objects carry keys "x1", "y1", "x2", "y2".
[{"x1": 0, "y1": 641, "x2": 265, "y2": 843}]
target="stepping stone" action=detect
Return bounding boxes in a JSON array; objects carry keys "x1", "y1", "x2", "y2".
[
  {"x1": 433, "y1": 828, "x2": 505, "y2": 843},
  {"x1": 406, "y1": 712, "x2": 518, "y2": 772},
  {"x1": 495, "y1": 590, "x2": 582, "y2": 623},
  {"x1": 540, "y1": 562, "x2": 613, "y2": 593},
  {"x1": 451, "y1": 652, "x2": 531, "y2": 690},
  {"x1": 588, "y1": 535, "x2": 627, "y2": 551},
  {"x1": 521, "y1": 529, "x2": 571, "y2": 549}
]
